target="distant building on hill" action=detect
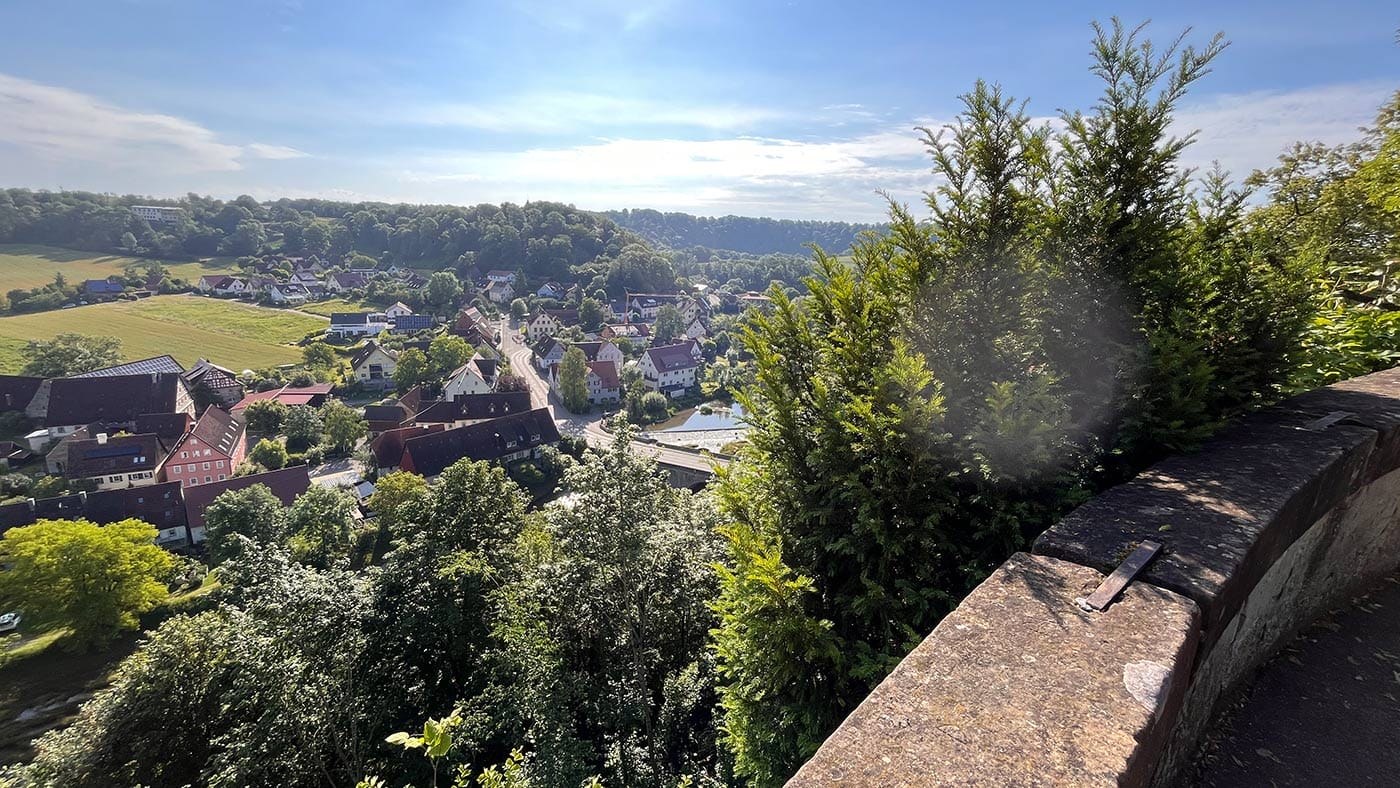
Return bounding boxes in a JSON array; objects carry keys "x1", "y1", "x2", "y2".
[{"x1": 130, "y1": 205, "x2": 182, "y2": 224}]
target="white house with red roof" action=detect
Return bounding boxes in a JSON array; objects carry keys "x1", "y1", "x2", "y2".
[{"x1": 639, "y1": 342, "x2": 701, "y2": 397}]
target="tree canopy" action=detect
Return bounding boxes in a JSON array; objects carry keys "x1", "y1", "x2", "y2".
[{"x1": 0, "y1": 519, "x2": 175, "y2": 649}]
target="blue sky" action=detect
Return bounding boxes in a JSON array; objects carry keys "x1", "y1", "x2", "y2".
[{"x1": 0, "y1": 1, "x2": 1395, "y2": 221}]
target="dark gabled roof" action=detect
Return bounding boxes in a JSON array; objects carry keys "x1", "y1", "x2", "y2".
[
  {"x1": 643, "y1": 343, "x2": 699, "y2": 373},
  {"x1": 532, "y1": 308, "x2": 579, "y2": 324},
  {"x1": 177, "y1": 405, "x2": 245, "y2": 457},
  {"x1": 182, "y1": 466, "x2": 311, "y2": 533},
  {"x1": 0, "y1": 481, "x2": 188, "y2": 534},
  {"x1": 0, "y1": 375, "x2": 44, "y2": 412},
  {"x1": 83, "y1": 279, "x2": 124, "y2": 294},
  {"x1": 371, "y1": 424, "x2": 446, "y2": 468},
  {"x1": 134, "y1": 412, "x2": 194, "y2": 444},
  {"x1": 351, "y1": 341, "x2": 396, "y2": 369},
  {"x1": 415, "y1": 391, "x2": 532, "y2": 424},
  {"x1": 364, "y1": 403, "x2": 412, "y2": 425},
  {"x1": 182, "y1": 359, "x2": 241, "y2": 390},
  {"x1": 401, "y1": 407, "x2": 560, "y2": 477},
  {"x1": 66, "y1": 433, "x2": 167, "y2": 478},
  {"x1": 72, "y1": 355, "x2": 184, "y2": 378},
  {"x1": 391, "y1": 315, "x2": 435, "y2": 331},
  {"x1": 332, "y1": 272, "x2": 366, "y2": 288},
  {"x1": 587, "y1": 361, "x2": 620, "y2": 390},
  {"x1": 46, "y1": 374, "x2": 185, "y2": 427},
  {"x1": 573, "y1": 341, "x2": 614, "y2": 362}
]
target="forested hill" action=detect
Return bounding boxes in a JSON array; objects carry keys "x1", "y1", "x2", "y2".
[
  {"x1": 602, "y1": 208, "x2": 881, "y2": 255},
  {"x1": 0, "y1": 190, "x2": 686, "y2": 292}
]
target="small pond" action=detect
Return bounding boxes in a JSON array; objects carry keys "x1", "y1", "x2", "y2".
[{"x1": 651, "y1": 402, "x2": 748, "y2": 433}]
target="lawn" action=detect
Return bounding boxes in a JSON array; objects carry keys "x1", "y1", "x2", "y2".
[
  {"x1": 0, "y1": 295, "x2": 327, "y2": 373},
  {"x1": 0, "y1": 244, "x2": 238, "y2": 293},
  {"x1": 297, "y1": 297, "x2": 374, "y2": 317}
]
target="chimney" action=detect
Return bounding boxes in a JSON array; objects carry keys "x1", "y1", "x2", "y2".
[{"x1": 97, "y1": 433, "x2": 108, "y2": 444}]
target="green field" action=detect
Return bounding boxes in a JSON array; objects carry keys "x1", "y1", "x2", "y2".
[
  {"x1": 0, "y1": 244, "x2": 238, "y2": 293},
  {"x1": 297, "y1": 298, "x2": 374, "y2": 317},
  {"x1": 0, "y1": 295, "x2": 327, "y2": 373}
]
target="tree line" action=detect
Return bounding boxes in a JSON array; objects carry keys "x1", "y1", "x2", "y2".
[{"x1": 603, "y1": 209, "x2": 880, "y2": 256}]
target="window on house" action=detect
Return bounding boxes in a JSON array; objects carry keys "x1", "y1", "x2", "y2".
[
  {"x1": 203, "y1": 462, "x2": 210, "y2": 470},
  {"x1": 204, "y1": 476, "x2": 211, "y2": 483}
]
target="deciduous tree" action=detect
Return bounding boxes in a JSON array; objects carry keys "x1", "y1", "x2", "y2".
[{"x1": 0, "y1": 518, "x2": 175, "y2": 649}]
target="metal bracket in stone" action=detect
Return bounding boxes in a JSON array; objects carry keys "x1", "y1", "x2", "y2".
[
  {"x1": 1300, "y1": 410, "x2": 1356, "y2": 431},
  {"x1": 1075, "y1": 540, "x2": 1162, "y2": 612}
]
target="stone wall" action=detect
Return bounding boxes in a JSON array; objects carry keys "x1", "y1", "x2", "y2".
[{"x1": 789, "y1": 367, "x2": 1400, "y2": 787}]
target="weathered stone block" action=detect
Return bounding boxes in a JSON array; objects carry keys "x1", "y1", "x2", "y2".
[
  {"x1": 1033, "y1": 410, "x2": 1375, "y2": 643},
  {"x1": 787, "y1": 553, "x2": 1199, "y2": 787},
  {"x1": 1280, "y1": 366, "x2": 1400, "y2": 482}
]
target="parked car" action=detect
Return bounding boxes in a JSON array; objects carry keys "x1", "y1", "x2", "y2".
[{"x1": 0, "y1": 612, "x2": 21, "y2": 632}]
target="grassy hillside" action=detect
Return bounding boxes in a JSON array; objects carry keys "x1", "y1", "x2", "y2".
[
  {"x1": 0, "y1": 244, "x2": 237, "y2": 293},
  {"x1": 297, "y1": 298, "x2": 374, "y2": 317},
  {"x1": 0, "y1": 295, "x2": 326, "y2": 373}
]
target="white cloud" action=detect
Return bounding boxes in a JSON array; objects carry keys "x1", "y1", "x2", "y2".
[
  {"x1": 0, "y1": 73, "x2": 307, "y2": 173},
  {"x1": 394, "y1": 125, "x2": 934, "y2": 220},
  {"x1": 405, "y1": 92, "x2": 785, "y2": 134},
  {"x1": 1173, "y1": 82, "x2": 1391, "y2": 179},
  {"x1": 246, "y1": 142, "x2": 310, "y2": 160}
]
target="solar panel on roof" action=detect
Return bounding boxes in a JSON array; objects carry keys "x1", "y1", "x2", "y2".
[{"x1": 86, "y1": 445, "x2": 141, "y2": 459}]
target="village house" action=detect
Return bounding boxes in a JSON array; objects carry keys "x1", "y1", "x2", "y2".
[
  {"x1": 573, "y1": 340, "x2": 624, "y2": 369},
  {"x1": 269, "y1": 282, "x2": 310, "y2": 305},
  {"x1": 231, "y1": 383, "x2": 333, "y2": 415},
  {"x1": 370, "y1": 424, "x2": 446, "y2": 475},
  {"x1": 450, "y1": 307, "x2": 494, "y2": 345},
  {"x1": 350, "y1": 341, "x2": 399, "y2": 389},
  {"x1": 82, "y1": 278, "x2": 125, "y2": 301},
  {"x1": 485, "y1": 270, "x2": 517, "y2": 285},
  {"x1": 330, "y1": 312, "x2": 390, "y2": 338},
  {"x1": 0, "y1": 375, "x2": 44, "y2": 414},
  {"x1": 533, "y1": 337, "x2": 568, "y2": 371},
  {"x1": 181, "y1": 465, "x2": 310, "y2": 543},
  {"x1": 397, "y1": 407, "x2": 560, "y2": 478},
  {"x1": 43, "y1": 373, "x2": 194, "y2": 442},
  {"x1": 385, "y1": 301, "x2": 415, "y2": 320},
  {"x1": 486, "y1": 279, "x2": 515, "y2": 304},
  {"x1": 626, "y1": 293, "x2": 683, "y2": 321},
  {"x1": 679, "y1": 295, "x2": 710, "y2": 325},
  {"x1": 639, "y1": 343, "x2": 702, "y2": 397},
  {"x1": 181, "y1": 359, "x2": 246, "y2": 407},
  {"x1": 325, "y1": 271, "x2": 367, "y2": 293},
  {"x1": 584, "y1": 362, "x2": 622, "y2": 403},
  {"x1": 684, "y1": 316, "x2": 709, "y2": 340},
  {"x1": 0, "y1": 482, "x2": 190, "y2": 547},
  {"x1": 64, "y1": 432, "x2": 168, "y2": 490},
  {"x1": 363, "y1": 402, "x2": 413, "y2": 435},
  {"x1": 390, "y1": 314, "x2": 436, "y2": 334},
  {"x1": 527, "y1": 308, "x2": 580, "y2": 343},
  {"x1": 411, "y1": 391, "x2": 533, "y2": 428},
  {"x1": 161, "y1": 405, "x2": 247, "y2": 488},
  {"x1": 600, "y1": 323, "x2": 651, "y2": 341},
  {"x1": 291, "y1": 269, "x2": 321, "y2": 286},
  {"x1": 442, "y1": 354, "x2": 499, "y2": 399},
  {"x1": 536, "y1": 282, "x2": 568, "y2": 300},
  {"x1": 198, "y1": 275, "x2": 250, "y2": 297}
]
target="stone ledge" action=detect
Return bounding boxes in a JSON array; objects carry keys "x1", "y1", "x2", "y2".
[
  {"x1": 787, "y1": 553, "x2": 1200, "y2": 787},
  {"x1": 1279, "y1": 366, "x2": 1400, "y2": 482},
  {"x1": 1033, "y1": 409, "x2": 1376, "y2": 643}
]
